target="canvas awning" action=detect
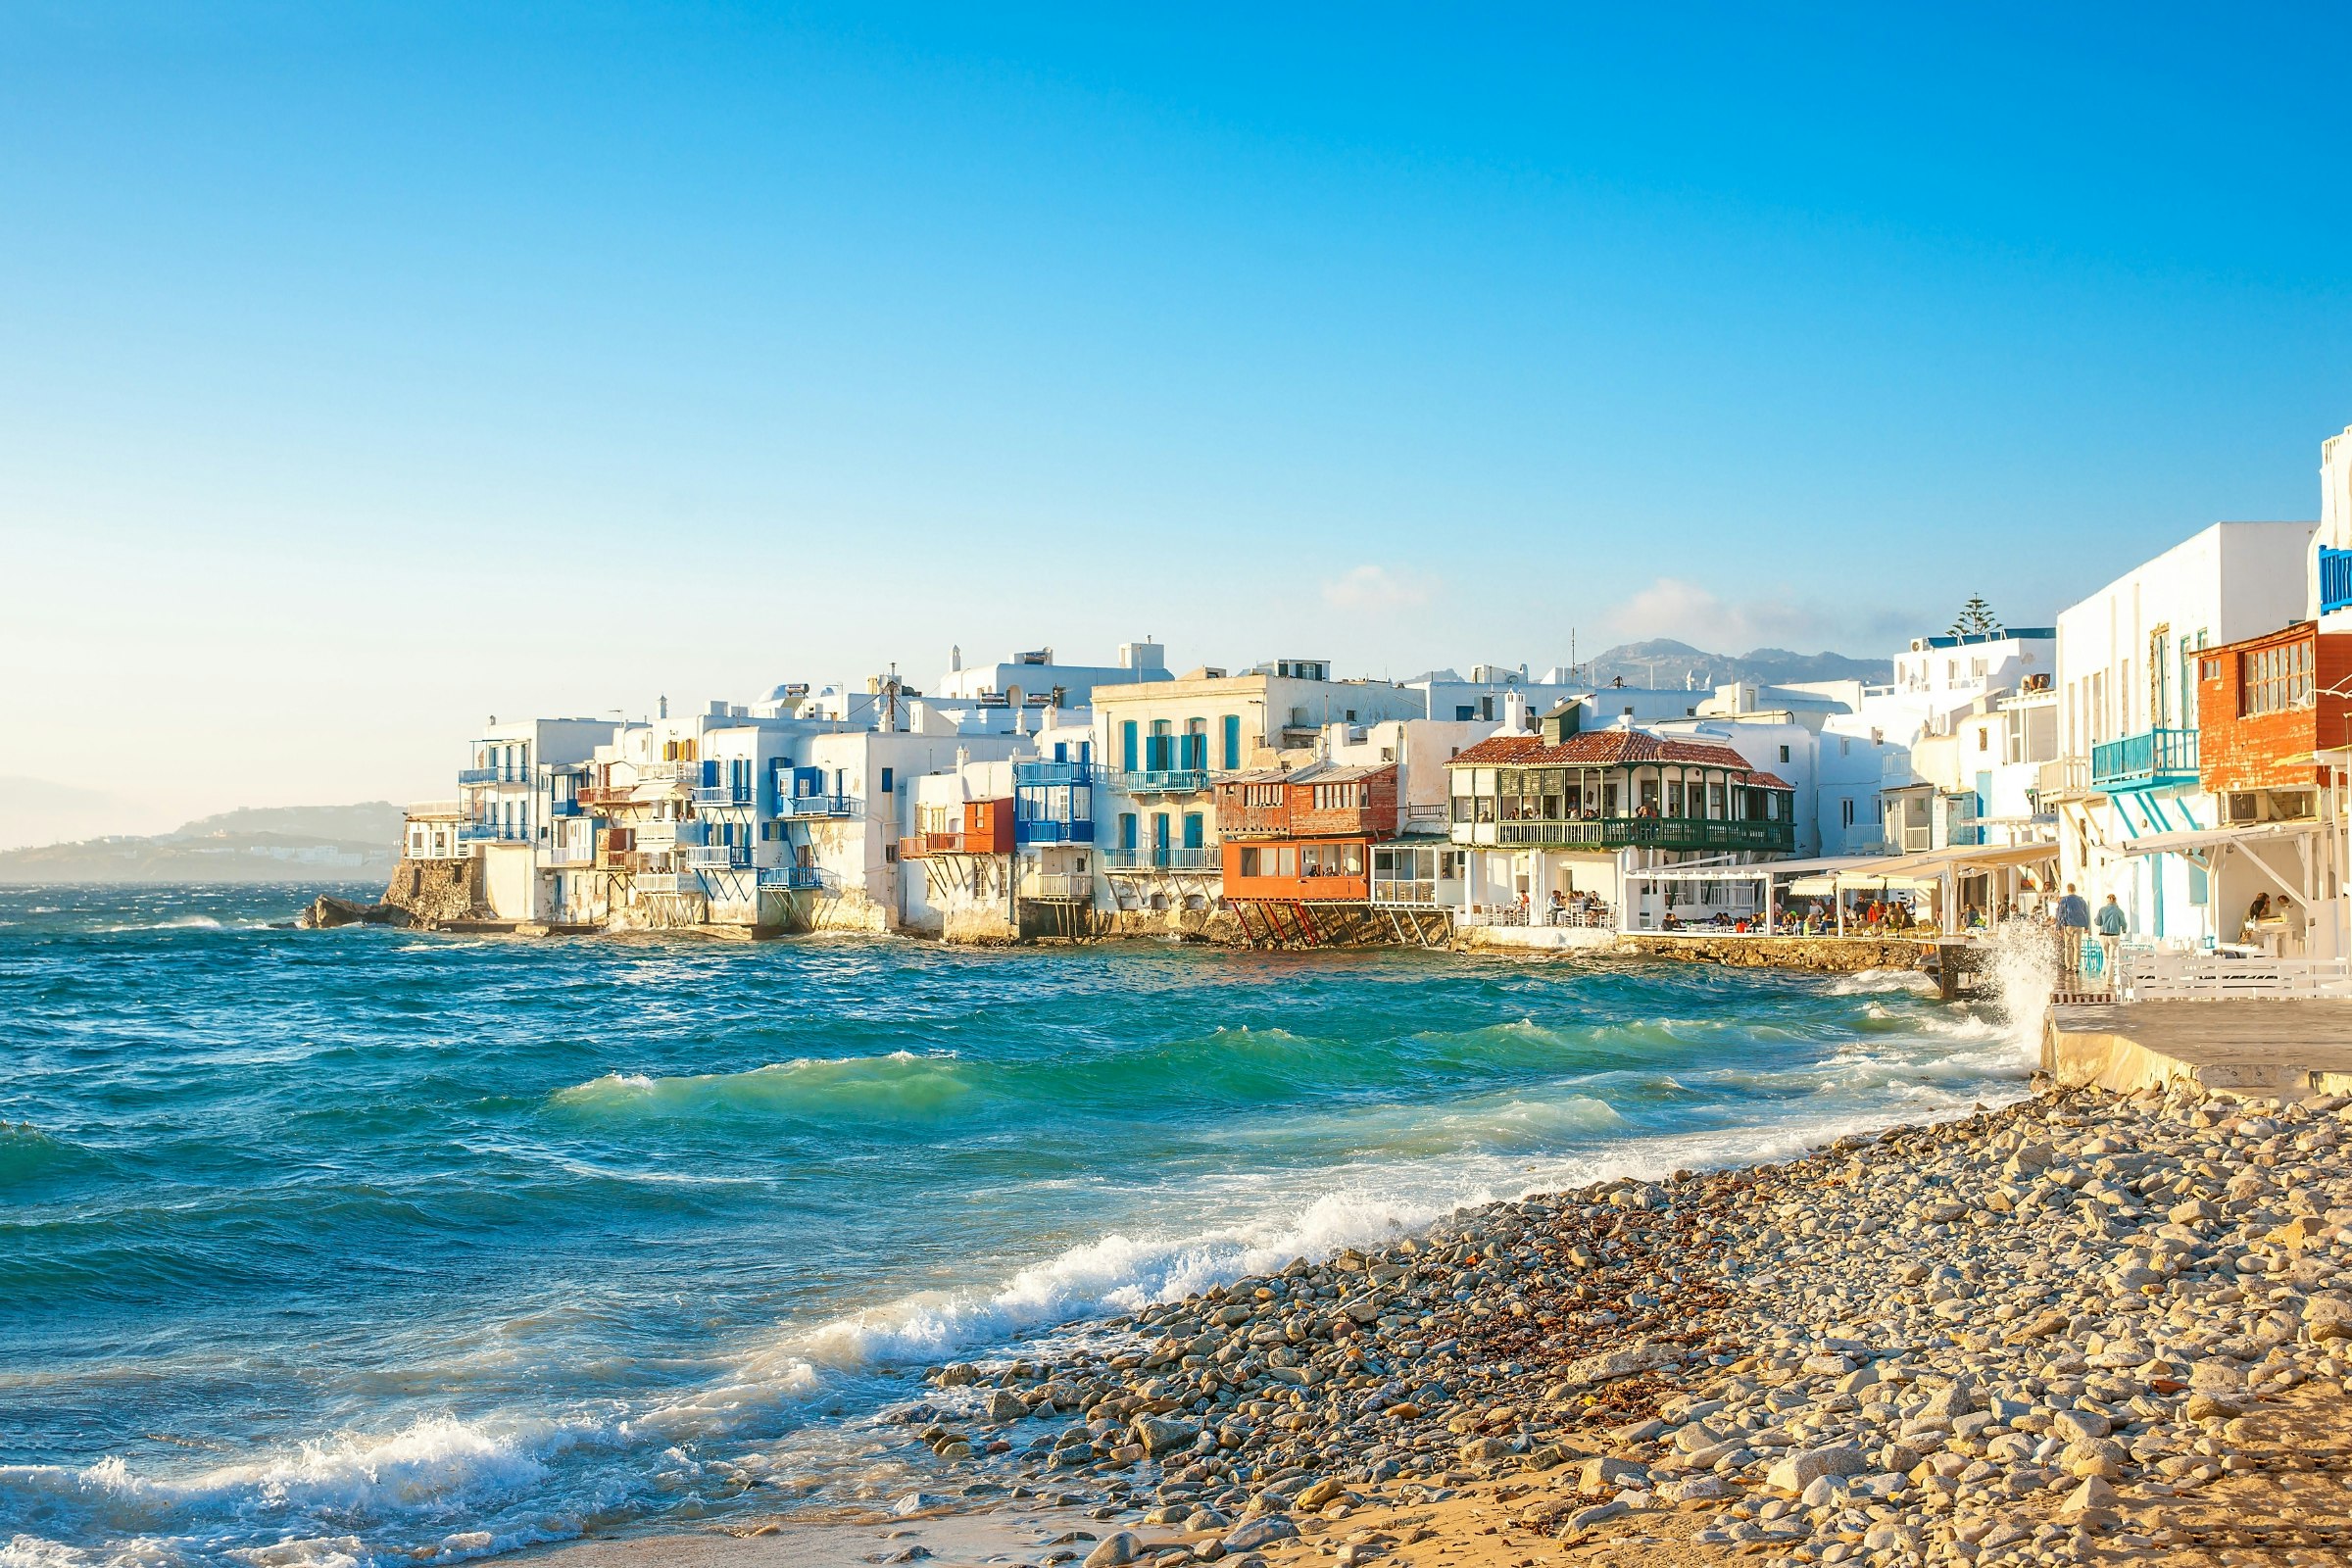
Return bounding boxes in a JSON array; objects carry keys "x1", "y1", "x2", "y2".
[{"x1": 2119, "y1": 821, "x2": 2318, "y2": 858}]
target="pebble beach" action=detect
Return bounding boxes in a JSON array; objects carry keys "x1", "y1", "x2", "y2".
[{"x1": 581, "y1": 1073, "x2": 2352, "y2": 1568}]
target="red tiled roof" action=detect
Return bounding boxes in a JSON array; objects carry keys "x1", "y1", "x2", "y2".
[{"x1": 1448, "y1": 729, "x2": 1790, "y2": 788}]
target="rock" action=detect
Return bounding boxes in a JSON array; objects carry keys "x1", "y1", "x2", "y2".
[
  {"x1": 1556, "y1": 1343, "x2": 1679, "y2": 1389},
  {"x1": 1657, "y1": 1474, "x2": 1728, "y2": 1503},
  {"x1": 2183, "y1": 1393, "x2": 2242, "y2": 1421},
  {"x1": 1562, "y1": 1498, "x2": 1628, "y2": 1532},
  {"x1": 1132, "y1": 1416, "x2": 1200, "y2": 1456},
  {"x1": 1766, "y1": 1444, "x2": 1867, "y2": 1494},
  {"x1": 1083, "y1": 1533, "x2": 1144, "y2": 1568},
  {"x1": 1294, "y1": 1478, "x2": 1345, "y2": 1511},
  {"x1": 1576, "y1": 1457, "x2": 1646, "y2": 1492},
  {"x1": 891, "y1": 1493, "x2": 952, "y2": 1516},
  {"x1": 2057, "y1": 1476, "x2": 2120, "y2": 1527},
  {"x1": 1221, "y1": 1518, "x2": 1298, "y2": 1552},
  {"x1": 2050, "y1": 1408, "x2": 2111, "y2": 1443},
  {"x1": 984, "y1": 1391, "x2": 1026, "y2": 1422}
]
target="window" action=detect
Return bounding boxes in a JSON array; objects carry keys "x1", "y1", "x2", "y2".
[
  {"x1": 1183, "y1": 813, "x2": 1204, "y2": 850},
  {"x1": 1121, "y1": 720, "x2": 1139, "y2": 773},
  {"x1": 1456, "y1": 706, "x2": 1476, "y2": 721},
  {"x1": 1222, "y1": 714, "x2": 1242, "y2": 769},
  {"x1": 1977, "y1": 730, "x2": 1988, "y2": 752},
  {"x1": 2241, "y1": 639, "x2": 2316, "y2": 716},
  {"x1": 1240, "y1": 847, "x2": 1260, "y2": 877},
  {"x1": 1840, "y1": 799, "x2": 1856, "y2": 828},
  {"x1": 879, "y1": 767, "x2": 894, "y2": 795},
  {"x1": 1118, "y1": 813, "x2": 1137, "y2": 851},
  {"x1": 1778, "y1": 745, "x2": 1790, "y2": 763}
]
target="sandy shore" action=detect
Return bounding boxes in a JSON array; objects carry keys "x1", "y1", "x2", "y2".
[{"x1": 530, "y1": 1074, "x2": 2352, "y2": 1568}]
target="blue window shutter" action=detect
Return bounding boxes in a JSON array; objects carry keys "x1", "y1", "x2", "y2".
[
  {"x1": 1119, "y1": 812, "x2": 1137, "y2": 851},
  {"x1": 1184, "y1": 813, "x2": 1203, "y2": 850},
  {"x1": 1122, "y1": 721, "x2": 1138, "y2": 772},
  {"x1": 1221, "y1": 714, "x2": 1241, "y2": 769},
  {"x1": 1054, "y1": 741, "x2": 1067, "y2": 762},
  {"x1": 881, "y1": 767, "x2": 894, "y2": 795}
]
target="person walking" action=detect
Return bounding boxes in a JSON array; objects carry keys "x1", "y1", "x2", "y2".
[
  {"x1": 2095, "y1": 894, "x2": 2130, "y2": 984},
  {"x1": 2054, "y1": 883, "x2": 2091, "y2": 974}
]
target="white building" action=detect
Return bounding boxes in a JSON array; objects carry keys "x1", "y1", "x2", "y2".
[{"x1": 2053, "y1": 519, "x2": 2317, "y2": 946}]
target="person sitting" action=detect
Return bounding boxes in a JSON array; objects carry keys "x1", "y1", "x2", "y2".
[{"x1": 1547, "y1": 890, "x2": 1567, "y2": 924}]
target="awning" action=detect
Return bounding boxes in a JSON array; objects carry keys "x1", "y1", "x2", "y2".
[{"x1": 2119, "y1": 821, "x2": 2318, "y2": 858}]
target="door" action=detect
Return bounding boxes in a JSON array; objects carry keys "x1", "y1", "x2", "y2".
[{"x1": 1152, "y1": 813, "x2": 1171, "y2": 866}]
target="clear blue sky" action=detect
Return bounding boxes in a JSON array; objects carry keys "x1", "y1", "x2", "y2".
[{"x1": 2, "y1": 4, "x2": 2348, "y2": 838}]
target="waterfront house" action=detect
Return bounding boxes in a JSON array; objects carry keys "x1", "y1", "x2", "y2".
[
  {"x1": 1011, "y1": 722, "x2": 1102, "y2": 936},
  {"x1": 2051, "y1": 519, "x2": 2317, "y2": 947},
  {"x1": 1089, "y1": 661, "x2": 1426, "y2": 928},
  {"x1": 900, "y1": 756, "x2": 1020, "y2": 942},
  {"x1": 2155, "y1": 620, "x2": 2350, "y2": 958},
  {"x1": 1446, "y1": 701, "x2": 1797, "y2": 932},
  {"x1": 1215, "y1": 760, "x2": 1399, "y2": 945}
]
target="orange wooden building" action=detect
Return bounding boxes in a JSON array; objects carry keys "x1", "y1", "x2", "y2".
[
  {"x1": 901, "y1": 797, "x2": 1016, "y2": 858},
  {"x1": 2196, "y1": 624, "x2": 2350, "y2": 809},
  {"x1": 1215, "y1": 762, "x2": 1399, "y2": 927}
]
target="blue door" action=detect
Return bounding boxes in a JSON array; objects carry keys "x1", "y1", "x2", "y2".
[{"x1": 1152, "y1": 813, "x2": 1170, "y2": 865}]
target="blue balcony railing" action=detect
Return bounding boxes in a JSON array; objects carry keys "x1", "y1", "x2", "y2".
[
  {"x1": 1014, "y1": 760, "x2": 1098, "y2": 787},
  {"x1": 2090, "y1": 727, "x2": 2199, "y2": 791},
  {"x1": 1014, "y1": 818, "x2": 1098, "y2": 847},
  {"x1": 458, "y1": 820, "x2": 532, "y2": 843},
  {"x1": 1102, "y1": 847, "x2": 1219, "y2": 872},
  {"x1": 1118, "y1": 768, "x2": 1209, "y2": 795},
  {"x1": 546, "y1": 799, "x2": 585, "y2": 817},
  {"x1": 458, "y1": 766, "x2": 529, "y2": 785},
  {"x1": 686, "y1": 845, "x2": 753, "y2": 868},
  {"x1": 758, "y1": 865, "x2": 824, "y2": 890},
  {"x1": 779, "y1": 793, "x2": 858, "y2": 818},
  {"x1": 2323, "y1": 547, "x2": 2352, "y2": 615},
  {"x1": 694, "y1": 784, "x2": 755, "y2": 807}
]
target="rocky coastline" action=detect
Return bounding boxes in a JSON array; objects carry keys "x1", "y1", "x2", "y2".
[{"x1": 840, "y1": 1077, "x2": 2352, "y2": 1568}]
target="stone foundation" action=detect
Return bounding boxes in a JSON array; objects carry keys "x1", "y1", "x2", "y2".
[
  {"x1": 1613, "y1": 933, "x2": 1931, "y2": 972},
  {"x1": 380, "y1": 858, "x2": 482, "y2": 926}
]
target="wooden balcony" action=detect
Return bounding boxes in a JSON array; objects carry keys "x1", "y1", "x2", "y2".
[
  {"x1": 2090, "y1": 727, "x2": 2198, "y2": 792},
  {"x1": 1452, "y1": 815, "x2": 1794, "y2": 854}
]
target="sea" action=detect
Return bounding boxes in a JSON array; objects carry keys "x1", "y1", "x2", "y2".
[{"x1": 0, "y1": 883, "x2": 2045, "y2": 1568}]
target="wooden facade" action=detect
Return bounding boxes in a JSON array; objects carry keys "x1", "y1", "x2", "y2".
[
  {"x1": 1446, "y1": 728, "x2": 1796, "y2": 855},
  {"x1": 903, "y1": 797, "x2": 1017, "y2": 858},
  {"x1": 2196, "y1": 624, "x2": 2348, "y2": 802},
  {"x1": 1215, "y1": 762, "x2": 1398, "y2": 903}
]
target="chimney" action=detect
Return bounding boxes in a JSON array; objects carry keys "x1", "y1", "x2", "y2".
[
  {"x1": 1500, "y1": 689, "x2": 1532, "y2": 733},
  {"x1": 658, "y1": 695, "x2": 668, "y2": 720}
]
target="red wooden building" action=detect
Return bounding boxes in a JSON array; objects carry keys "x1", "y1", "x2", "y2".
[
  {"x1": 2196, "y1": 624, "x2": 2349, "y2": 813},
  {"x1": 1216, "y1": 762, "x2": 1398, "y2": 940},
  {"x1": 900, "y1": 798, "x2": 1016, "y2": 858}
]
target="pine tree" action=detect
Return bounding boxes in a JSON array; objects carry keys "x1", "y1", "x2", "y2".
[{"x1": 1949, "y1": 595, "x2": 2001, "y2": 638}]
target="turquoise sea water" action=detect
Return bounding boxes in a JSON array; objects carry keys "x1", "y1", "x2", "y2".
[{"x1": 0, "y1": 884, "x2": 2033, "y2": 1568}]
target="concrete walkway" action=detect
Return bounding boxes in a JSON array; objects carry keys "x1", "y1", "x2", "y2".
[{"x1": 2043, "y1": 1000, "x2": 2352, "y2": 1098}]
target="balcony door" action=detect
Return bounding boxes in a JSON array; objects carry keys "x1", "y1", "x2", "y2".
[{"x1": 1152, "y1": 812, "x2": 1171, "y2": 866}]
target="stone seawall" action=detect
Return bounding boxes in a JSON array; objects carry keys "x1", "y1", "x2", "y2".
[{"x1": 1614, "y1": 933, "x2": 1932, "y2": 972}]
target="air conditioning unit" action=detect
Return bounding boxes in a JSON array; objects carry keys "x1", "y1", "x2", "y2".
[{"x1": 2225, "y1": 793, "x2": 2261, "y2": 825}]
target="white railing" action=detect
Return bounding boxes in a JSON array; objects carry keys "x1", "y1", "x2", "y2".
[
  {"x1": 2119, "y1": 951, "x2": 2352, "y2": 1001},
  {"x1": 406, "y1": 800, "x2": 464, "y2": 819},
  {"x1": 1019, "y1": 871, "x2": 1094, "y2": 901},
  {"x1": 634, "y1": 872, "x2": 702, "y2": 896}
]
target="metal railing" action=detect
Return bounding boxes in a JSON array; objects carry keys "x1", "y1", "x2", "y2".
[
  {"x1": 1013, "y1": 818, "x2": 1096, "y2": 846},
  {"x1": 1117, "y1": 768, "x2": 1210, "y2": 795},
  {"x1": 1102, "y1": 847, "x2": 1220, "y2": 872},
  {"x1": 779, "y1": 793, "x2": 858, "y2": 818},
  {"x1": 546, "y1": 799, "x2": 585, "y2": 817},
  {"x1": 693, "y1": 784, "x2": 755, "y2": 806},
  {"x1": 459, "y1": 766, "x2": 531, "y2": 785},
  {"x1": 2324, "y1": 546, "x2": 2352, "y2": 616},
  {"x1": 686, "y1": 845, "x2": 752, "y2": 868},
  {"x1": 2090, "y1": 727, "x2": 2198, "y2": 791},
  {"x1": 634, "y1": 873, "x2": 702, "y2": 896},
  {"x1": 1014, "y1": 760, "x2": 1098, "y2": 787},
  {"x1": 1370, "y1": 879, "x2": 1442, "y2": 907},
  {"x1": 457, "y1": 820, "x2": 532, "y2": 843},
  {"x1": 1479, "y1": 816, "x2": 1794, "y2": 853},
  {"x1": 2117, "y1": 949, "x2": 2352, "y2": 1001},
  {"x1": 759, "y1": 865, "x2": 823, "y2": 890}
]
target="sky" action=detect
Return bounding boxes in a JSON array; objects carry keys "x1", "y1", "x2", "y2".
[{"x1": 2, "y1": 4, "x2": 2349, "y2": 845}]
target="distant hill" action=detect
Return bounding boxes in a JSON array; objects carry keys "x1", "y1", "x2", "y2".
[
  {"x1": 1578, "y1": 640, "x2": 1891, "y2": 691},
  {"x1": 0, "y1": 803, "x2": 402, "y2": 884}
]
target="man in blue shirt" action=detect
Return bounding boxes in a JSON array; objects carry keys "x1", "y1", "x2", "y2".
[{"x1": 2054, "y1": 883, "x2": 2091, "y2": 974}]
